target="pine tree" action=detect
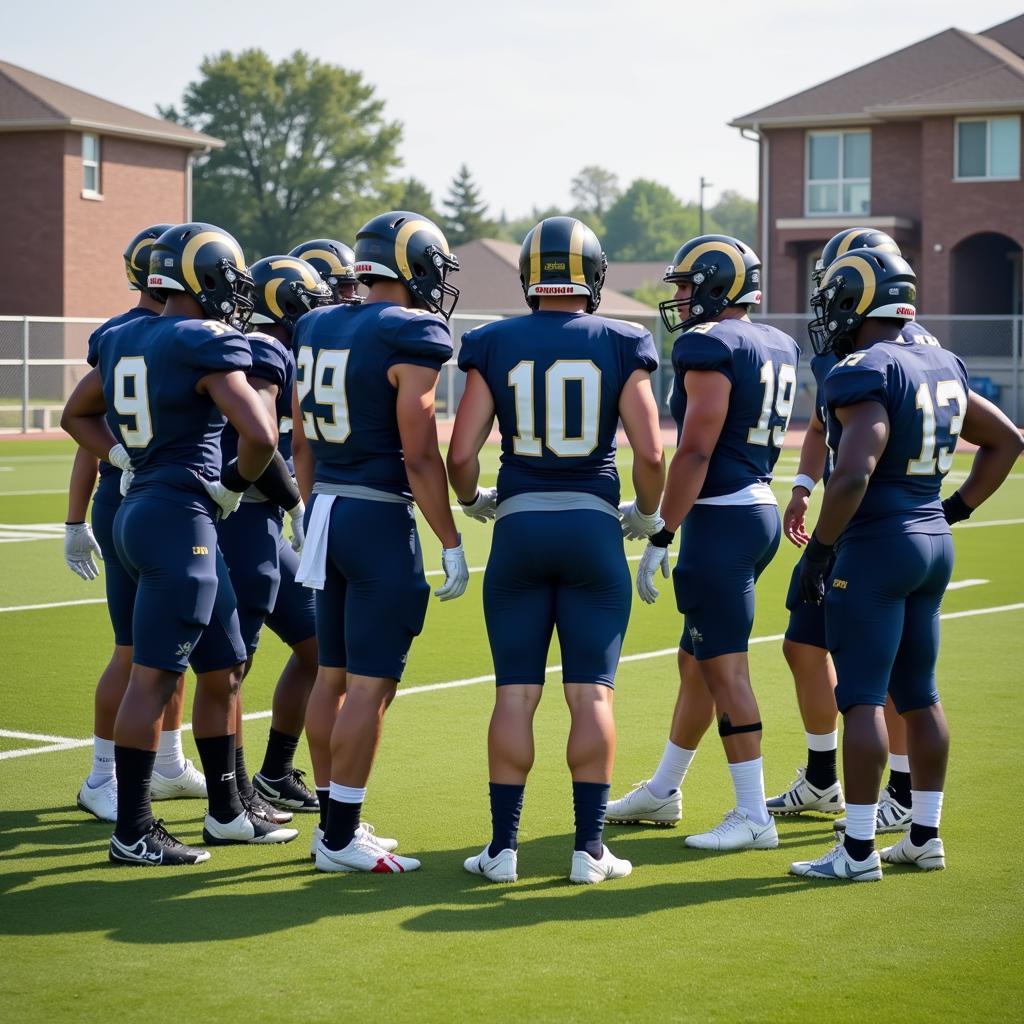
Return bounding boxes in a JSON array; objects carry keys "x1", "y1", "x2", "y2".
[{"x1": 442, "y1": 164, "x2": 491, "y2": 244}]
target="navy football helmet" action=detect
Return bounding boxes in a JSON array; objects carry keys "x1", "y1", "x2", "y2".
[
  {"x1": 248, "y1": 256, "x2": 332, "y2": 331},
  {"x1": 518, "y1": 216, "x2": 607, "y2": 313},
  {"x1": 813, "y1": 228, "x2": 901, "y2": 287},
  {"x1": 123, "y1": 224, "x2": 173, "y2": 295},
  {"x1": 288, "y1": 239, "x2": 360, "y2": 304},
  {"x1": 148, "y1": 223, "x2": 255, "y2": 328},
  {"x1": 660, "y1": 235, "x2": 762, "y2": 333},
  {"x1": 353, "y1": 211, "x2": 460, "y2": 319},
  {"x1": 808, "y1": 249, "x2": 916, "y2": 357}
]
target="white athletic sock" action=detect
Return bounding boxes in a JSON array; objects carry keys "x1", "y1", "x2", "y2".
[
  {"x1": 729, "y1": 757, "x2": 770, "y2": 826},
  {"x1": 910, "y1": 790, "x2": 943, "y2": 830},
  {"x1": 648, "y1": 741, "x2": 696, "y2": 798},
  {"x1": 844, "y1": 803, "x2": 878, "y2": 843},
  {"x1": 154, "y1": 728, "x2": 186, "y2": 778},
  {"x1": 806, "y1": 730, "x2": 838, "y2": 752},
  {"x1": 329, "y1": 782, "x2": 367, "y2": 804},
  {"x1": 87, "y1": 735, "x2": 116, "y2": 788},
  {"x1": 889, "y1": 753, "x2": 910, "y2": 773}
]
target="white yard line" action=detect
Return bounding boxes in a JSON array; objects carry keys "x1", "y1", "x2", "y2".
[{"x1": 2, "y1": 601, "x2": 1022, "y2": 763}]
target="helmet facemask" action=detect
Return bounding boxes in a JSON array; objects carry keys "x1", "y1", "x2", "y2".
[
  {"x1": 409, "y1": 244, "x2": 460, "y2": 320},
  {"x1": 807, "y1": 274, "x2": 858, "y2": 358},
  {"x1": 659, "y1": 263, "x2": 723, "y2": 333}
]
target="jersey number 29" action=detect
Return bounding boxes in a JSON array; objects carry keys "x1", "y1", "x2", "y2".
[{"x1": 296, "y1": 346, "x2": 350, "y2": 443}]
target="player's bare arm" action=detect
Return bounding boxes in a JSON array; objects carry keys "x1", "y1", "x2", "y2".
[
  {"x1": 447, "y1": 367, "x2": 495, "y2": 503},
  {"x1": 784, "y1": 413, "x2": 826, "y2": 547},
  {"x1": 290, "y1": 380, "x2": 314, "y2": 503},
  {"x1": 618, "y1": 368, "x2": 665, "y2": 516},
  {"x1": 61, "y1": 367, "x2": 119, "y2": 463},
  {"x1": 199, "y1": 369, "x2": 278, "y2": 480}
]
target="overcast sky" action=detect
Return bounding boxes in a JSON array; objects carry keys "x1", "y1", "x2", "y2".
[{"x1": 5, "y1": 0, "x2": 1021, "y2": 216}]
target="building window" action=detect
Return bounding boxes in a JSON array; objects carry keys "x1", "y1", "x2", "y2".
[
  {"x1": 805, "y1": 130, "x2": 870, "y2": 215},
  {"x1": 956, "y1": 116, "x2": 1020, "y2": 180},
  {"x1": 82, "y1": 133, "x2": 101, "y2": 194}
]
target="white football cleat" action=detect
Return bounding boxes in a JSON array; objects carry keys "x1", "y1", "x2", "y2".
[
  {"x1": 766, "y1": 767, "x2": 844, "y2": 815},
  {"x1": 309, "y1": 822, "x2": 398, "y2": 860},
  {"x1": 77, "y1": 777, "x2": 117, "y2": 822},
  {"x1": 464, "y1": 845, "x2": 518, "y2": 883},
  {"x1": 315, "y1": 834, "x2": 420, "y2": 874},
  {"x1": 880, "y1": 835, "x2": 945, "y2": 871},
  {"x1": 570, "y1": 845, "x2": 633, "y2": 884},
  {"x1": 685, "y1": 807, "x2": 779, "y2": 851},
  {"x1": 606, "y1": 780, "x2": 682, "y2": 826},
  {"x1": 790, "y1": 841, "x2": 882, "y2": 882},
  {"x1": 835, "y1": 789, "x2": 911, "y2": 834},
  {"x1": 150, "y1": 759, "x2": 207, "y2": 800},
  {"x1": 202, "y1": 810, "x2": 298, "y2": 845}
]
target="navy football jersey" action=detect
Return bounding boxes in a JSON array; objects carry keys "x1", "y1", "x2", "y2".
[
  {"x1": 292, "y1": 301, "x2": 453, "y2": 498},
  {"x1": 221, "y1": 330, "x2": 294, "y2": 473},
  {"x1": 670, "y1": 319, "x2": 801, "y2": 498},
  {"x1": 97, "y1": 316, "x2": 252, "y2": 508},
  {"x1": 459, "y1": 311, "x2": 659, "y2": 507},
  {"x1": 86, "y1": 307, "x2": 159, "y2": 498},
  {"x1": 823, "y1": 331, "x2": 968, "y2": 539}
]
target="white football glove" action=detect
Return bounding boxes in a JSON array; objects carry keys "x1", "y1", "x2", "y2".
[
  {"x1": 107, "y1": 443, "x2": 132, "y2": 472},
  {"x1": 288, "y1": 500, "x2": 306, "y2": 553},
  {"x1": 119, "y1": 466, "x2": 134, "y2": 497},
  {"x1": 636, "y1": 542, "x2": 671, "y2": 604},
  {"x1": 618, "y1": 500, "x2": 665, "y2": 540},
  {"x1": 199, "y1": 478, "x2": 244, "y2": 520},
  {"x1": 435, "y1": 542, "x2": 469, "y2": 602},
  {"x1": 459, "y1": 487, "x2": 498, "y2": 523},
  {"x1": 64, "y1": 522, "x2": 102, "y2": 581}
]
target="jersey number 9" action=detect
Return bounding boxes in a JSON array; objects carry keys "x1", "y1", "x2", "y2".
[{"x1": 113, "y1": 356, "x2": 153, "y2": 448}]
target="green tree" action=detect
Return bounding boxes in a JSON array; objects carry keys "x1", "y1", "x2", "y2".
[
  {"x1": 393, "y1": 177, "x2": 442, "y2": 224},
  {"x1": 631, "y1": 279, "x2": 674, "y2": 308},
  {"x1": 160, "y1": 49, "x2": 401, "y2": 259},
  {"x1": 492, "y1": 205, "x2": 567, "y2": 244},
  {"x1": 709, "y1": 190, "x2": 757, "y2": 246},
  {"x1": 442, "y1": 164, "x2": 491, "y2": 244},
  {"x1": 570, "y1": 165, "x2": 621, "y2": 218},
  {"x1": 602, "y1": 179, "x2": 702, "y2": 261}
]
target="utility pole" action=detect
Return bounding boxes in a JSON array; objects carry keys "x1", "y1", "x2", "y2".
[{"x1": 699, "y1": 176, "x2": 713, "y2": 235}]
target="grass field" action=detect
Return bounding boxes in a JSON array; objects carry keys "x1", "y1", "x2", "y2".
[{"x1": 1, "y1": 437, "x2": 1022, "y2": 1023}]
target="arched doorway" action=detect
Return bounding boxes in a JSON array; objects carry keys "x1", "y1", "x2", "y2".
[{"x1": 951, "y1": 232, "x2": 1023, "y2": 315}]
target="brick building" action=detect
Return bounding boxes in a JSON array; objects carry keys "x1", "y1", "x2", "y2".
[
  {"x1": 0, "y1": 61, "x2": 221, "y2": 318},
  {"x1": 731, "y1": 15, "x2": 1024, "y2": 315}
]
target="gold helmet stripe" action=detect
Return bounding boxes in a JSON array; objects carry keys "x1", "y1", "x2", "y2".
[
  {"x1": 822, "y1": 254, "x2": 876, "y2": 314},
  {"x1": 296, "y1": 247, "x2": 345, "y2": 275},
  {"x1": 182, "y1": 230, "x2": 245, "y2": 295},
  {"x1": 395, "y1": 219, "x2": 450, "y2": 282},
  {"x1": 264, "y1": 277, "x2": 285, "y2": 320},
  {"x1": 270, "y1": 257, "x2": 320, "y2": 290},
  {"x1": 676, "y1": 241, "x2": 746, "y2": 301},
  {"x1": 529, "y1": 224, "x2": 542, "y2": 287},
  {"x1": 128, "y1": 237, "x2": 151, "y2": 274},
  {"x1": 568, "y1": 220, "x2": 586, "y2": 286},
  {"x1": 837, "y1": 230, "x2": 900, "y2": 258}
]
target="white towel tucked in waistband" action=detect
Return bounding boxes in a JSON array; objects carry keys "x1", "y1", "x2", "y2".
[{"x1": 295, "y1": 494, "x2": 336, "y2": 590}]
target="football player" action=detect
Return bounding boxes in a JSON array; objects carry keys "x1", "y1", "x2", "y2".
[
  {"x1": 790, "y1": 250, "x2": 1022, "y2": 881},
  {"x1": 608, "y1": 235, "x2": 800, "y2": 852},
  {"x1": 67, "y1": 225, "x2": 205, "y2": 822},
  {"x1": 213, "y1": 255, "x2": 328, "y2": 823},
  {"x1": 62, "y1": 223, "x2": 299, "y2": 865},
  {"x1": 448, "y1": 216, "x2": 664, "y2": 884},
  {"x1": 294, "y1": 211, "x2": 468, "y2": 874},
  {"x1": 288, "y1": 239, "x2": 361, "y2": 305},
  {"x1": 771, "y1": 228, "x2": 918, "y2": 828}
]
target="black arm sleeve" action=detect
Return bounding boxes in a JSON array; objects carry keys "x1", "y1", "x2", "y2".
[{"x1": 221, "y1": 452, "x2": 300, "y2": 511}]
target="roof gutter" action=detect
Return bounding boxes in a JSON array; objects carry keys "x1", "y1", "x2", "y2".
[{"x1": 0, "y1": 117, "x2": 224, "y2": 149}]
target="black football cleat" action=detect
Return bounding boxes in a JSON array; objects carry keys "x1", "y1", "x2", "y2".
[
  {"x1": 242, "y1": 788, "x2": 294, "y2": 825},
  {"x1": 109, "y1": 820, "x2": 211, "y2": 866},
  {"x1": 253, "y1": 768, "x2": 319, "y2": 813}
]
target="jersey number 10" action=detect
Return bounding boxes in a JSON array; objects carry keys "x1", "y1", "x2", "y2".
[{"x1": 508, "y1": 360, "x2": 601, "y2": 458}]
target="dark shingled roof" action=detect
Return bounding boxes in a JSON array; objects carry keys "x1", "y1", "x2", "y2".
[
  {"x1": 732, "y1": 18, "x2": 1024, "y2": 127},
  {"x1": 0, "y1": 60, "x2": 222, "y2": 148}
]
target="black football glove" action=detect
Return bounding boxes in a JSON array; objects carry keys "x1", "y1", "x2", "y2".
[
  {"x1": 941, "y1": 490, "x2": 974, "y2": 525},
  {"x1": 797, "y1": 534, "x2": 834, "y2": 606}
]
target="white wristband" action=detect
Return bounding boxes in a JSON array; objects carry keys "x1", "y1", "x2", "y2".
[{"x1": 792, "y1": 473, "x2": 817, "y2": 494}]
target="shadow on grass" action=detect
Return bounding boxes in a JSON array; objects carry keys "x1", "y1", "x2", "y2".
[{"x1": 0, "y1": 807, "x2": 825, "y2": 945}]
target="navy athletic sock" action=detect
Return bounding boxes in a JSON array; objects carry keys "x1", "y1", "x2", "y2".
[
  {"x1": 488, "y1": 782, "x2": 525, "y2": 857},
  {"x1": 260, "y1": 727, "x2": 300, "y2": 781},
  {"x1": 843, "y1": 834, "x2": 874, "y2": 862},
  {"x1": 910, "y1": 823, "x2": 939, "y2": 845},
  {"x1": 323, "y1": 799, "x2": 361, "y2": 851},
  {"x1": 805, "y1": 747, "x2": 838, "y2": 789},
  {"x1": 316, "y1": 787, "x2": 330, "y2": 831},
  {"x1": 196, "y1": 735, "x2": 245, "y2": 823},
  {"x1": 113, "y1": 745, "x2": 156, "y2": 843},
  {"x1": 572, "y1": 781, "x2": 610, "y2": 859},
  {"x1": 234, "y1": 745, "x2": 253, "y2": 799},
  {"x1": 887, "y1": 769, "x2": 912, "y2": 808}
]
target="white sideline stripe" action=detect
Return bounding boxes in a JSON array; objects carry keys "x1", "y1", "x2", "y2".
[
  {"x1": 0, "y1": 598, "x2": 107, "y2": 613},
  {"x1": 0, "y1": 489, "x2": 69, "y2": 496},
  {"x1": 2, "y1": 602, "x2": 1022, "y2": 763},
  {"x1": 946, "y1": 578, "x2": 987, "y2": 590},
  {"x1": 0, "y1": 728, "x2": 82, "y2": 743},
  {"x1": 953, "y1": 518, "x2": 1024, "y2": 529}
]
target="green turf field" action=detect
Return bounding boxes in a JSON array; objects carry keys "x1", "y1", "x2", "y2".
[{"x1": 1, "y1": 438, "x2": 1022, "y2": 1023}]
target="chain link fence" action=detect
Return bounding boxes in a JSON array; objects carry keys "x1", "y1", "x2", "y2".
[{"x1": 1, "y1": 311, "x2": 1020, "y2": 432}]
